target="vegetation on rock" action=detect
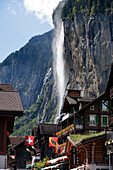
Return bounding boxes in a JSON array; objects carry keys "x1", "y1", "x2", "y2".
[
  {"x1": 62, "y1": 0, "x2": 113, "y2": 20},
  {"x1": 12, "y1": 81, "x2": 57, "y2": 136}
]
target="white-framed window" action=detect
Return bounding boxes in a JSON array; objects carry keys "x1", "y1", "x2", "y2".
[
  {"x1": 100, "y1": 101, "x2": 110, "y2": 111},
  {"x1": 102, "y1": 101, "x2": 108, "y2": 111},
  {"x1": 90, "y1": 115, "x2": 96, "y2": 126},
  {"x1": 87, "y1": 114, "x2": 99, "y2": 126},
  {"x1": 90, "y1": 105, "x2": 95, "y2": 110},
  {"x1": 88, "y1": 130, "x2": 97, "y2": 135},
  {"x1": 101, "y1": 115, "x2": 108, "y2": 127}
]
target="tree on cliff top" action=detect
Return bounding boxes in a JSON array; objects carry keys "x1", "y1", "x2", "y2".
[{"x1": 62, "y1": 0, "x2": 113, "y2": 20}]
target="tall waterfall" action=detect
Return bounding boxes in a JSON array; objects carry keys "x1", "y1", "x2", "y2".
[{"x1": 53, "y1": 19, "x2": 66, "y2": 122}]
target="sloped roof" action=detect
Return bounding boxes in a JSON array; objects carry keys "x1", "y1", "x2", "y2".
[
  {"x1": 0, "y1": 84, "x2": 14, "y2": 91},
  {"x1": 68, "y1": 92, "x2": 105, "y2": 119},
  {"x1": 38, "y1": 123, "x2": 60, "y2": 135},
  {"x1": 10, "y1": 136, "x2": 25, "y2": 148},
  {"x1": 0, "y1": 91, "x2": 23, "y2": 114},
  {"x1": 77, "y1": 97, "x2": 94, "y2": 102},
  {"x1": 66, "y1": 96, "x2": 77, "y2": 105},
  {"x1": 70, "y1": 132, "x2": 106, "y2": 146}
]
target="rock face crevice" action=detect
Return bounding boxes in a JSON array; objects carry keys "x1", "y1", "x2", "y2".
[{"x1": 63, "y1": 12, "x2": 113, "y2": 97}]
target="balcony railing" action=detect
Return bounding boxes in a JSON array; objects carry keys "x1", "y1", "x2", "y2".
[
  {"x1": 109, "y1": 114, "x2": 113, "y2": 126},
  {"x1": 75, "y1": 125, "x2": 83, "y2": 129},
  {"x1": 56, "y1": 124, "x2": 74, "y2": 137}
]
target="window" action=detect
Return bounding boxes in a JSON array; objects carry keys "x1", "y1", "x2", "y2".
[
  {"x1": 88, "y1": 130, "x2": 97, "y2": 134},
  {"x1": 87, "y1": 114, "x2": 99, "y2": 126},
  {"x1": 90, "y1": 105, "x2": 95, "y2": 110},
  {"x1": 101, "y1": 115, "x2": 108, "y2": 127},
  {"x1": 100, "y1": 101, "x2": 110, "y2": 111}
]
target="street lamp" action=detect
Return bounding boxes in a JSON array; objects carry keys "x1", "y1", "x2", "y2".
[{"x1": 106, "y1": 143, "x2": 112, "y2": 170}]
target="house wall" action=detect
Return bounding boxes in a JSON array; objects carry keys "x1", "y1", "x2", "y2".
[
  {"x1": 0, "y1": 117, "x2": 7, "y2": 155},
  {"x1": 44, "y1": 137, "x2": 54, "y2": 159},
  {"x1": 77, "y1": 137, "x2": 108, "y2": 166},
  {"x1": 85, "y1": 100, "x2": 112, "y2": 134},
  {"x1": 40, "y1": 136, "x2": 55, "y2": 160},
  {"x1": 0, "y1": 155, "x2": 7, "y2": 169},
  {"x1": 67, "y1": 136, "x2": 109, "y2": 169},
  {"x1": 15, "y1": 144, "x2": 31, "y2": 169}
]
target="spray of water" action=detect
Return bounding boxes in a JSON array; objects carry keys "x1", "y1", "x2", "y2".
[{"x1": 53, "y1": 19, "x2": 66, "y2": 122}]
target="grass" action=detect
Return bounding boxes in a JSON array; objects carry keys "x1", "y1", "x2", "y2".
[{"x1": 70, "y1": 132, "x2": 105, "y2": 144}]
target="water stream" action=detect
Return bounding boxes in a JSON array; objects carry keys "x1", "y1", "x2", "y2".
[{"x1": 53, "y1": 20, "x2": 66, "y2": 123}]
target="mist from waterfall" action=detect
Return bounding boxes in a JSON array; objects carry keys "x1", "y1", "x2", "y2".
[{"x1": 53, "y1": 19, "x2": 66, "y2": 123}]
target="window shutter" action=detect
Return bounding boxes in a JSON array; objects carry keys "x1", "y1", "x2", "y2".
[
  {"x1": 108, "y1": 101, "x2": 111, "y2": 111},
  {"x1": 104, "y1": 116, "x2": 107, "y2": 126},
  {"x1": 96, "y1": 115, "x2": 99, "y2": 125},
  {"x1": 87, "y1": 115, "x2": 90, "y2": 125},
  {"x1": 100, "y1": 101, "x2": 102, "y2": 111},
  {"x1": 102, "y1": 116, "x2": 107, "y2": 126}
]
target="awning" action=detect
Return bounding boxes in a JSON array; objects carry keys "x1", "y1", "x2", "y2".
[
  {"x1": 46, "y1": 155, "x2": 68, "y2": 165},
  {"x1": 42, "y1": 163, "x2": 61, "y2": 170},
  {"x1": 70, "y1": 164, "x2": 90, "y2": 170}
]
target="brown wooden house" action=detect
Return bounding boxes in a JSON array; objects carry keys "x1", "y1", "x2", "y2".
[
  {"x1": 56, "y1": 91, "x2": 112, "y2": 146},
  {"x1": 105, "y1": 63, "x2": 113, "y2": 126},
  {"x1": 10, "y1": 136, "x2": 32, "y2": 169},
  {"x1": 59, "y1": 89, "x2": 93, "y2": 122},
  {"x1": 35, "y1": 123, "x2": 61, "y2": 160},
  {"x1": 65, "y1": 133, "x2": 109, "y2": 169},
  {"x1": 0, "y1": 84, "x2": 23, "y2": 169}
]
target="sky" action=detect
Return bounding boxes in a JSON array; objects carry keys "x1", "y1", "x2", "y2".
[{"x1": 0, "y1": 0, "x2": 61, "y2": 62}]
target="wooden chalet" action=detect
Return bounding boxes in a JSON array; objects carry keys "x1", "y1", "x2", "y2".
[
  {"x1": 59, "y1": 89, "x2": 93, "y2": 122},
  {"x1": 105, "y1": 63, "x2": 113, "y2": 126},
  {"x1": 10, "y1": 136, "x2": 32, "y2": 169},
  {"x1": 56, "y1": 91, "x2": 112, "y2": 145},
  {"x1": 35, "y1": 123, "x2": 61, "y2": 160},
  {"x1": 65, "y1": 133, "x2": 109, "y2": 169},
  {"x1": 0, "y1": 84, "x2": 23, "y2": 169}
]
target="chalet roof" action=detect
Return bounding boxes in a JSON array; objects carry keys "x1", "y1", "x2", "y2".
[
  {"x1": 77, "y1": 92, "x2": 105, "y2": 112},
  {"x1": 59, "y1": 92, "x2": 105, "y2": 124},
  {"x1": 10, "y1": 136, "x2": 25, "y2": 148},
  {"x1": 38, "y1": 123, "x2": 59, "y2": 136},
  {"x1": 0, "y1": 91, "x2": 23, "y2": 114},
  {"x1": 69, "y1": 132, "x2": 106, "y2": 146},
  {"x1": 66, "y1": 96, "x2": 77, "y2": 105},
  {"x1": 0, "y1": 84, "x2": 14, "y2": 91},
  {"x1": 77, "y1": 97, "x2": 94, "y2": 102}
]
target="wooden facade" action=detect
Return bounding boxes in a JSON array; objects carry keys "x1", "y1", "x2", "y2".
[
  {"x1": 0, "y1": 117, "x2": 7, "y2": 155},
  {"x1": 56, "y1": 91, "x2": 112, "y2": 145},
  {"x1": 65, "y1": 134, "x2": 109, "y2": 169},
  {"x1": 35, "y1": 124, "x2": 60, "y2": 160},
  {"x1": 105, "y1": 63, "x2": 113, "y2": 126},
  {"x1": 0, "y1": 84, "x2": 23, "y2": 169}
]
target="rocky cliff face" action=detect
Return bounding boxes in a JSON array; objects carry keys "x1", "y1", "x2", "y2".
[
  {"x1": 0, "y1": 30, "x2": 58, "y2": 136},
  {"x1": 0, "y1": 30, "x2": 53, "y2": 110},
  {"x1": 63, "y1": 12, "x2": 113, "y2": 97}
]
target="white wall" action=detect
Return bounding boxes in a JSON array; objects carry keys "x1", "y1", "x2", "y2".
[{"x1": 0, "y1": 155, "x2": 7, "y2": 169}]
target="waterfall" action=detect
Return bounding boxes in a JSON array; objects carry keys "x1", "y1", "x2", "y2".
[{"x1": 53, "y1": 19, "x2": 66, "y2": 123}]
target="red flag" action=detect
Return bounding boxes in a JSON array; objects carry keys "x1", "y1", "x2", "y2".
[
  {"x1": 49, "y1": 137, "x2": 58, "y2": 147},
  {"x1": 25, "y1": 136, "x2": 34, "y2": 146},
  {"x1": 55, "y1": 145, "x2": 63, "y2": 154}
]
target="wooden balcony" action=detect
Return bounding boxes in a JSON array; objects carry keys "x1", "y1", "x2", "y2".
[
  {"x1": 109, "y1": 114, "x2": 113, "y2": 126},
  {"x1": 110, "y1": 86, "x2": 113, "y2": 98}
]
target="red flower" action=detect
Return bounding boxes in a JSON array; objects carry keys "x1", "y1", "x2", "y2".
[{"x1": 64, "y1": 157, "x2": 68, "y2": 160}]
